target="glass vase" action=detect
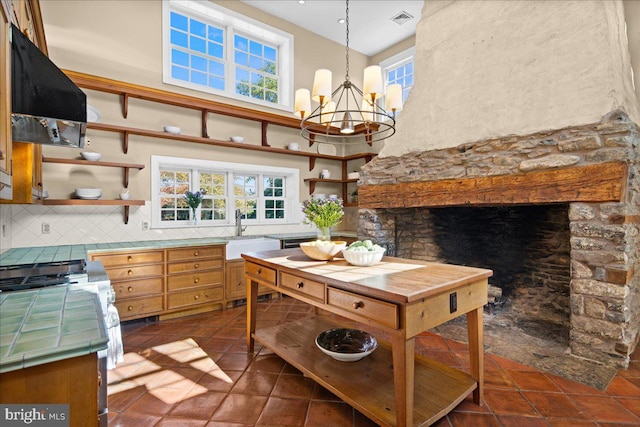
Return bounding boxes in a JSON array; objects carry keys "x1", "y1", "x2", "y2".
[
  {"x1": 191, "y1": 209, "x2": 198, "y2": 225},
  {"x1": 316, "y1": 226, "x2": 331, "y2": 242}
]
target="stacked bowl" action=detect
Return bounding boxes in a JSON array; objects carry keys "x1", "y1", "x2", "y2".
[{"x1": 75, "y1": 188, "x2": 102, "y2": 200}]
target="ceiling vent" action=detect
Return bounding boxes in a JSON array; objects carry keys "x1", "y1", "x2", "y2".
[{"x1": 391, "y1": 11, "x2": 414, "y2": 26}]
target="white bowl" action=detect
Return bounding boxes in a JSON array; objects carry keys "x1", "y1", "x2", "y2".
[
  {"x1": 342, "y1": 247, "x2": 386, "y2": 266},
  {"x1": 80, "y1": 152, "x2": 101, "y2": 161},
  {"x1": 164, "y1": 126, "x2": 181, "y2": 135},
  {"x1": 299, "y1": 241, "x2": 347, "y2": 261},
  {"x1": 315, "y1": 328, "x2": 378, "y2": 362},
  {"x1": 76, "y1": 188, "x2": 102, "y2": 199},
  {"x1": 230, "y1": 136, "x2": 244, "y2": 143},
  {"x1": 119, "y1": 192, "x2": 130, "y2": 200},
  {"x1": 288, "y1": 142, "x2": 300, "y2": 151}
]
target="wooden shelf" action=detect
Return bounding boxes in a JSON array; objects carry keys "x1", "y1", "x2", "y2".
[
  {"x1": 42, "y1": 157, "x2": 144, "y2": 188},
  {"x1": 42, "y1": 199, "x2": 145, "y2": 224},
  {"x1": 303, "y1": 178, "x2": 358, "y2": 195},
  {"x1": 254, "y1": 315, "x2": 477, "y2": 427}
]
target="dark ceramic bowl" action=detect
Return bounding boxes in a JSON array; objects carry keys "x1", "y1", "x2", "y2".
[{"x1": 315, "y1": 328, "x2": 378, "y2": 362}]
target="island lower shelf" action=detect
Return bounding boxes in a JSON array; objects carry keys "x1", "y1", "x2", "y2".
[{"x1": 253, "y1": 315, "x2": 477, "y2": 427}]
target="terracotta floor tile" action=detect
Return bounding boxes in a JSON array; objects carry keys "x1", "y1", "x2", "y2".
[
  {"x1": 451, "y1": 394, "x2": 491, "y2": 413},
  {"x1": 126, "y1": 387, "x2": 188, "y2": 414},
  {"x1": 605, "y1": 377, "x2": 640, "y2": 397},
  {"x1": 272, "y1": 373, "x2": 316, "y2": 399},
  {"x1": 546, "y1": 421, "x2": 598, "y2": 427},
  {"x1": 230, "y1": 371, "x2": 278, "y2": 395},
  {"x1": 447, "y1": 412, "x2": 500, "y2": 426},
  {"x1": 415, "y1": 334, "x2": 451, "y2": 351},
  {"x1": 506, "y1": 371, "x2": 562, "y2": 392},
  {"x1": 311, "y1": 383, "x2": 342, "y2": 401},
  {"x1": 493, "y1": 355, "x2": 538, "y2": 372},
  {"x1": 205, "y1": 422, "x2": 252, "y2": 427},
  {"x1": 155, "y1": 417, "x2": 208, "y2": 426},
  {"x1": 615, "y1": 397, "x2": 640, "y2": 417},
  {"x1": 484, "y1": 369, "x2": 517, "y2": 389},
  {"x1": 545, "y1": 374, "x2": 607, "y2": 396},
  {"x1": 483, "y1": 389, "x2": 539, "y2": 416},
  {"x1": 169, "y1": 390, "x2": 226, "y2": 419},
  {"x1": 196, "y1": 368, "x2": 242, "y2": 392},
  {"x1": 109, "y1": 411, "x2": 162, "y2": 427},
  {"x1": 215, "y1": 352, "x2": 254, "y2": 371},
  {"x1": 246, "y1": 353, "x2": 287, "y2": 373},
  {"x1": 496, "y1": 415, "x2": 551, "y2": 426},
  {"x1": 256, "y1": 397, "x2": 308, "y2": 426},
  {"x1": 568, "y1": 394, "x2": 640, "y2": 424},
  {"x1": 210, "y1": 393, "x2": 268, "y2": 424},
  {"x1": 305, "y1": 400, "x2": 353, "y2": 427},
  {"x1": 522, "y1": 391, "x2": 587, "y2": 419}
]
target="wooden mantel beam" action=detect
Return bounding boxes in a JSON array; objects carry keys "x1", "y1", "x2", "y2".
[{"x1": 358, "y1": 162, "x2": 628, "y2": 209}]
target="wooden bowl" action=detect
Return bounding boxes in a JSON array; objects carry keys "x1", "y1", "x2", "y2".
[{"x1": 299, "y1": 241, "x2": 347, "y2": 260}]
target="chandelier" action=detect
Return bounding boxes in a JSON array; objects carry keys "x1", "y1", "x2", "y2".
[{"x1": 294, "y1": 0, "x2": 403, "y2": 144}]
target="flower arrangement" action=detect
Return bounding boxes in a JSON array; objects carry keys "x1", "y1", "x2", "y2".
[
  {"x1": 185, "y1": 189, "x2": 205, "y2": 223},
  {"x1": 302, "y1": 197, "x2": 344, "y2": 241}
]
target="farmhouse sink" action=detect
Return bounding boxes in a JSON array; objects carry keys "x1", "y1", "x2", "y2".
[{"x1": 225, "y1": 237, "x2": 281, "y2": 260}]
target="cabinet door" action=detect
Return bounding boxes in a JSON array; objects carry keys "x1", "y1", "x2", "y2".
[
  {"x1": 225, "y1": 260, "x2": 245, "y2": 300},
  {"x1": 0, "y1": 0, "x2": 10, "y2": 178}
]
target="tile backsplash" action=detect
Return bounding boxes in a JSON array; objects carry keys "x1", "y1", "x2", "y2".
[{"x1": 2, "y1": 202, "x2": 319, "y2": 250}]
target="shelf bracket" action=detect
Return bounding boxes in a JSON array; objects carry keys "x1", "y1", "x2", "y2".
[
  {"x1": 121, "y1": 93, "x2": 129, "y2": 118},
  {"x1": 123, "y1": 167, "x2": 131, "y2": 188},
  {"x1": 308, "y1": 180, "x2": 317, "y2": 195},
  {"x1": 308, "y1": 133, "x2": 315, "y2": 147},
  {"x1": 261, "y1": 122, "x2": 270, "y2": 147},
  {"x1": 201, "y1": 110, "x2": 209, "y2": 138},
  {"x1": 124, "y1": 206, "x2": 130, "y2": 224},
  {"x1": 309, "y1": 157, "x2": 316, "y2": 171},
  {"x1": 122, "y1": 131, "x2": 130, "y2": 154}
]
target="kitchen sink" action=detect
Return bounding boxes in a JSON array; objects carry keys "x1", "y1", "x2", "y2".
[{"x1": 225, "y1": 237, "x2": 281, "y2": 260}]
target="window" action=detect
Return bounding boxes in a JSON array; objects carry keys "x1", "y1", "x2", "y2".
[
  {"x1": 151, "y1": 156, "x2": 299, "y2": 229},
  {"x1": 162, "y1": 0, "x2": 293, "y2": 111},
  {"x1": 380, "y1": 47, "x2": 415, "y2": 105}
]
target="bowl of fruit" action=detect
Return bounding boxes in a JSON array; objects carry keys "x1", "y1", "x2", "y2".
[
  {"x1": 342, "y1": 240, "x2": 386, "y2": 266},
  {"x1": 299, "y1": 240, "x2": 347, "y2": 261}
]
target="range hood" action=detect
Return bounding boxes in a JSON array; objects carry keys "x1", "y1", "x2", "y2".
[{"x1": 11, "y1": 24, "x2": 86, "y2": 148}]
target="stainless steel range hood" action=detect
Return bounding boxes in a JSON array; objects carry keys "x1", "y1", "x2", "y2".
[{"x1": 11, "y1": 24, "x2": 87, "y2": 148}]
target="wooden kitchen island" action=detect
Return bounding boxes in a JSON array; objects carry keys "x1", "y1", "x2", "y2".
[{"x1": 243, "y1": 248, "x2": 493, "y2": 427}]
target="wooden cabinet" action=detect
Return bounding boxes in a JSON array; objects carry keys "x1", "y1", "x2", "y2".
[
  {"x1": 166, "y1": 245, "x2": 224, "y2": 312},
  {"x1": 0, "y1": 353, "x2": 98, "y2": 427},
  {"x1": 91, "y1": 249, "x2": 165, "y2": 321},
  {"x1": 225, "y1": 258, "x2": 273, "y2": 304}
]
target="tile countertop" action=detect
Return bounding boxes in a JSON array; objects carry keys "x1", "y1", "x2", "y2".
[
  {"x1": 0, "y1": 233, "x2": 358, "y2": 266},
  {"x1": 0, "y1": 285, "x2": 108, "y2": 373}
]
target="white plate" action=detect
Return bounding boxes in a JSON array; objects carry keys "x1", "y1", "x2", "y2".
[
  {"x1": 317, "y1": 144, "x2": 337, "y2": 156},
  {"x1": 78, "y1": 195, "x2": 102, "y2": 200},
  {"x1": 87, "y1": 105, "x2": 102, "y2": 123}
]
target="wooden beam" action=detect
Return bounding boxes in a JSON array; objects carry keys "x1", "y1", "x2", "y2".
[{"x1": 358, "y1": 162, "x2": 627, "y2": 209}]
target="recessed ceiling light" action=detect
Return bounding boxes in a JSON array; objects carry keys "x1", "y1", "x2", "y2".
[
  {"x1": 337, "y1": 18, "x2": 345, "y2": 24},
  {"x1": 298, "y1": 0, "x2": 305, "y2": 4}
]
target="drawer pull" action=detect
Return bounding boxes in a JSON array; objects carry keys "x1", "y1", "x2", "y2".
[
  {"x1": 257, "y1": 268, "x2": 262, "y2": 274},
  {"x1": 297, "y1": 281, "x2": 304, "y2": 289},
  {"x1": 127, "y1": 270, "x2": 133, "y2": 276},
  {"x1": 353, "y1": 301, "x2": 364, "y2": 310},
  {"x1": 194, "y1": 277, "x2": 200, "y2": 284},
  {"x1": 127, "y1": 305, "x2": 133, "y2": 311},
  {"x1": 194, "y1": 251, "x2": 199, "y2": 256},
  {"x1": 194, "y1": 294, "x2": 200, "y2": 300},
  {"x1": 127, "y1": 256, "x2": 133, "y2": 262},
  {"x1": 194, "y1": 263, "x2": 199, "y2": 269},
  {"x1": 127, "y1": 286, "x2": 133, "y2": 292}
]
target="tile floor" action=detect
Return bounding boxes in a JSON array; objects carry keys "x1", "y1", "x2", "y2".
[{"x1": 108, "y1": 296, "x2": 640, "y2": 427}]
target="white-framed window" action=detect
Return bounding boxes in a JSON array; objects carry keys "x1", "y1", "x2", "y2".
[
  {"x1": 151, "y1": 156, "x2": 300, "y2": 229},
  {"x1": 162, "y1": 0, "x2": 294, "y2": 112},
  {"x1": 380, "y1": 47, "x2": 415, "y2": 106}
]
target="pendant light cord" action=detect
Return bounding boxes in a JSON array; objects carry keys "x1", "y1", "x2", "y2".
[{"x1": 345, "y1": 0, "x2": 350, "y2": 81}]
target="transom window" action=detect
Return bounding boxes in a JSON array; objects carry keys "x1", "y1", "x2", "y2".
[
  {"x1": 162, "y1": 0, "x2": 293, "y2": 111},
  {"x1": 151, "y1": 156, "x2": 299, "y2": 229}
]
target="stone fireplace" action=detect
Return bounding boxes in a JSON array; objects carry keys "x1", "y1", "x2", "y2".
[{"x1": 355, "y1": 0, "x2": 640, "y2": 372}]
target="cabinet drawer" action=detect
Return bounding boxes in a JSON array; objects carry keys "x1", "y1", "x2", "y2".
[
  {"x1": 113, "y1": 277, "x2": 164, "y2": 299},
  {"x1": 167, "y1": 258, "x2": 223, "y2": 274},
  {"x1": 92, "y1": 251, "x2": 164, "y2": 267},
  {"x1": 167, "y1": 287, "x2": 224, "y2": 309},
  {"x1": 281, "y1": 272, "x2": 325, "y2": 303},
  {"x1": 245, "y1": 262, "x2": 276, "y2": 286},
  {"x1": 167, "y1": 246, "x2": 224, "y2": 262},
  {"x1": 167, "y1": 270, "x2": 224, "y2": 291},
  {"x1": 327, "y1": 288, "x2": 398, "y2": 329},
  {"x1": 106, "y1": 264, "x2": 164, "y2": 280},
  {"x1": 116, "y1": 296, "x2": 164, "y2": 319}
]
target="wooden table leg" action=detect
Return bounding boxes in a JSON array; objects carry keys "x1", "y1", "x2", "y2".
[
  {"x1": 391, "y1": 332, "x2": 415, "y2": 427},
  {"x1": 246, "y1": 278, "x2": 258, "y2": 352},
  {"x1": 466, "y1": 307, "x2": 484, "y2": 405}
]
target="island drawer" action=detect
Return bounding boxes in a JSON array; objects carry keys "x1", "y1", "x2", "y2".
[
  {"x1": 281, "y1": 272, "x2": 325, "y2": 303},
  {"x1": 167, "y1": 258, "x2": 223, "y2": 274},
  {"x1": 167, "y1": 270, "x2": 224, "y2": 291},
  {"x1": 92, "y1": 250, "x2": 164, "y2": 267},
  {"x1": 113, "y1": 277, "x2": 164, "y2": 298},
  {"x1": 167, "y1": 287, "x2": 224, "y2": 309},
  {"x1": 245, "y1": 262, "x2": 276, "y2": 286},
  {"x1": 106, "y1": 264, "x2": 164, "y2": 280},
  {"x1": 116, "y1": 296, "x2": 164, "y2": 319},
  {"x1": 167, "y1": 246, "x2": 224, "y2": 262},
  {"x1": 327, "y1": 288, "x2": 398, "y2": 329}
]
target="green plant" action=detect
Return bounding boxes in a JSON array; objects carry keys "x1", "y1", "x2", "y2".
[{"x1": 302, "y1": 197, "x2": 344, "y2": 228}]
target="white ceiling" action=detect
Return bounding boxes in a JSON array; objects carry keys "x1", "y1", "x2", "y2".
[{"x1": 240, "y1": 0, "x2": 424, "y2": 56}]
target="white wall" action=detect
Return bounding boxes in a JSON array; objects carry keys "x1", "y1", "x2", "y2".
[{"x1": 381, "y1": 0, "x2": 640, "y2": 158}]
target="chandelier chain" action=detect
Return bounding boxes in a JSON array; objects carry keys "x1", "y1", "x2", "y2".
[{"x1": 345, "y1": 0, "x2": 349, "y2": 80}]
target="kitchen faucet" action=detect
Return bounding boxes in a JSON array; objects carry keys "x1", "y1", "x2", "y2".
[{"x1": 235, "y1": 209, "x2": 247, "y2": 237}]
